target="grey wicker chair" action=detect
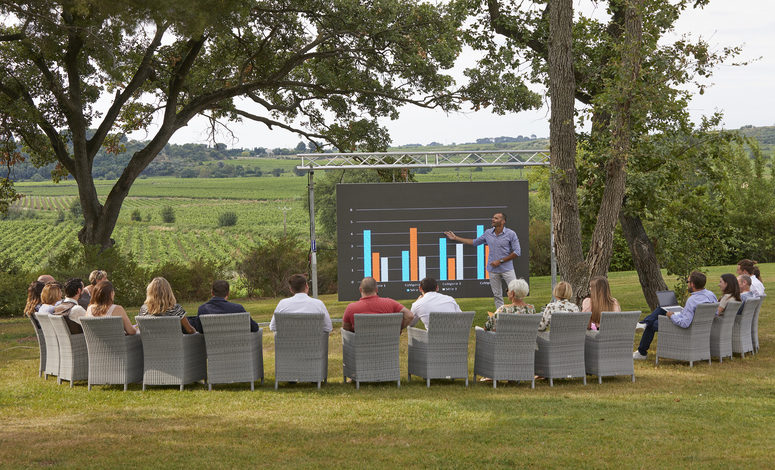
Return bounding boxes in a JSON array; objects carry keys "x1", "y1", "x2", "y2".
[
  {"x1": 473, "y1": 313, "x2": 541, "y2": 388},
  {"x1": 535, "y1": 312, "x2": 591, "y2": 386},
  {"x1": 732, "y1": 297, "x2": 760, "y2": 358},
  {"x1": 81, "y1": 317, "x2": 143, "y2": 391},
  {"x1": 752, "y1": 293, "x2": 765, "y2": 353},
  {"x1": 136, "y1": 316, "x2": 207, "y2": 391},
  {"x1": 408, "y1": 311, "x2": 475, "y2": 387},
  {"x1": 585, "y1": 311, "x2": 640, "y2": 384},
  {"x1": 200, "y1": 313, "x2": 264, "y2": 391},
  {"x1": 28, "y1": 314, "x2": 47, "y2": 378},
  {"x1": 273, "y1": 312, "x2": 328, "y2": 389},
  {"x1": 656, "y1": 303, "x2": 718, "y2": 366},
  {"x1": 656, "y1": 290, "x2": 679, "y2": 307},
  {"x1": 709, "y1": 300, "x2": 741, "y2": 363},
  {"x1": 49, "y1": 315, "x2": 88, "y2": 387},
  {"x1": 342, "y1": 313, "x2": 402, "y2": 389},
  {"x1": 36, "y1": 313, "x2": 60, "y2": 380}
]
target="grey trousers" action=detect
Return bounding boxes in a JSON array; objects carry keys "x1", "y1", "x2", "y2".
[{"x1": 489, "y1": 269, "x2": 517, "y2": 309}]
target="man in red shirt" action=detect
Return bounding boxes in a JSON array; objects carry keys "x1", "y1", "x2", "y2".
[{"x1": 342, "y1": 277, "x2": 413, "y2": 332}]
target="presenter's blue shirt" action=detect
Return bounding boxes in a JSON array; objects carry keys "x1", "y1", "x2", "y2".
[{"x1": 472, "y1": 227, "x2": 520, "y2": 273}]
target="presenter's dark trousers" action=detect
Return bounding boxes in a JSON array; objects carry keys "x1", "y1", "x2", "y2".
[{"x1": 637, "y1": 307, "x2": 666, "y2": 356}]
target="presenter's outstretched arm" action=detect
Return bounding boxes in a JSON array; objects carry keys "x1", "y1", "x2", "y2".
[{"x1": 444, "y1": 231, "x2": 473, "y2": 245}]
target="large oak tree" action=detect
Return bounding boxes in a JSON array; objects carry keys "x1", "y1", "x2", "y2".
[{"x1": 0, "y1": 0, "x2": 461, "y2": 248}]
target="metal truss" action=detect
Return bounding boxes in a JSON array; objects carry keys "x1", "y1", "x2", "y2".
[{"x1": 297, "y1": 149, "x2": 550, "y2": 170}]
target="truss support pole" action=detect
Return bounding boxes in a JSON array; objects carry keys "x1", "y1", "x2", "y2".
[{"x1": 308, "y1": 169, "x2": 318, "y2": 297}]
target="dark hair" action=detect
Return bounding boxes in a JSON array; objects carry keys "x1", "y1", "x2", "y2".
[
  {"x1": 419, "y1": 277, "x2": 438, "y2": 293},
  {"x1": 720, "y1": 273, "x2": 741, "y2": 301},
  {"x1": 64, "y1": 278, "x2": 84, "y2": 298},
  {"x1": 288, "y1": 274, "x2": 308, "y2": 294},
  {"x1": 212, "y1": 280, "x2": 230, "y2": 298},
  {"x1": 737, "y1": 259, "x2": 756, "y2": 275},
  {"x1": 494, "y1": 212, "x2": 506, "y2": 221},
  {"x1": 89, "y1": 281, "x2": 115, "y2": 316},
  {"x1": 752, "y1": 266, "x2": 761, "y2": 278},
  {"x1": 689, "y1": 271, "x2": 707, "y2": 289}
]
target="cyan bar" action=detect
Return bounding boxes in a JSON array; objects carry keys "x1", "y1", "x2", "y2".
[
  {"x1": 476, "y1": 225, "x2": 484, "y2": 279},
  {"x1": 363, "y1": 230, "x2": 372, "y2": 277},
  {"x1": 439, "y1": 238, "x2": 447, "y2": 281},
  {"x1": 401, "y1": 251, "x2": 410, "y2": 281}
]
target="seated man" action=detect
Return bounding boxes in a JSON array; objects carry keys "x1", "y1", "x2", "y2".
[
  {"x1": 193, "y1": 280, "x2": 259, "y2": 333},
  {"x1": 737, "y1": 259, "x2": 765, "y2": 297},
  {"x1": 738, "y1": 274, "x2": 757, "y2": 302},
  {"x1": 633, "y1": 271, "x2": 717, "y2": 359},
  {"x1": 409, "y1": 277, "x2": 461, "y2": 329},
  {"x1": 52, "y1": 278, "x2": 87, "y2": 334},
  {"x1": 270, "y1": 274, "x2": 332, "y2": 333},
  {"x1": 342, "y1": 277, "x2": 413, "y2": 332}
]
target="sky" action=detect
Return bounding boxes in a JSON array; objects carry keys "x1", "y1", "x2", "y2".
[{"x1": 159, "y1": 1, "x2": 775, "y2": 150}]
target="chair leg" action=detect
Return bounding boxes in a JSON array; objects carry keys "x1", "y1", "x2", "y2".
[
  {"x1": 251, "y1": 382, "x2": 255, "y2": 391},
  {"x1": 426, "y1": 378, "x2": 430, "y2": 388},
  {"x1": 598, "y1": 376, "x2": 602, "y2": 385},
  {"x1": 493, "y1": 380, "x2": 497, "y2": 389},
  {"x1": 465, "y1": 377, "x2": 469, "y2": 387},
  {"x1": 631, "y1": 374, "x2": 635, "y2": 383},
  {"x1": 531, "y1": 378, "x2": 535, "y2": 389},
  {"x1": 655, "y1": 356, "x2": 659, "y2": 366},
  {"x1": 180, "y1": 384, "x2": 184, "y2": 391},
  {"x1": 124, "y1": 383, "x2": 128, "y2": 392},
  {"x1": 142, "y1": 383, "x2": 146, "y2": 391},
  {"x1": 70, "y1": 380, "x2": 73, "y2": 388},
  {"x1": 208, "y1": 383, "x2": 212, "y2": 391},
  {"x1": 88, "y1": 383, "x2": 92, "y2": 391},
  {"x1": 689, "y1": 361, "x2": 693, "y2": 367},
  {"x1": 356, "y1": 381, "x2": 359, "y2": 390},
  {"x1": 549, "y1": 378, "x2": 553, "y2": 387},
  {"x1": 582, "y1": 376, "x2": 586, "y2": 386},
  {"x1": 274, "y1": 380, "x2": 278, "y2": 390},
  {"x1": 57, "y1": 377, "x2": 61, "y2": 385},
  {"x1": 317, "y1": 381, "x2": 321, "y2": 389},
  {"x1": 397, "y1": 380, "x2": 401, "y2": 388}
]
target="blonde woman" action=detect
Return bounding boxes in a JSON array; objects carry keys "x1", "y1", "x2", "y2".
[
  {"x1": 581, "y1": 276, "x2": 621, "y2": 330},
  {"x1": 137, "y1": 277, "x2": 196, "y2": 334},
  {"x1": 81, "y1": 270, "x2": 108, "y2": 308},
  {"x1": 39, "y1": 282, "x2": 63, "y2": 314},
  {"x1": 538, "y1": 281, "x2": 579, "y2": 331},
  {"x1": 484, "y1": 278, "x2": 535, "y2": 331},
  {"x1": 86, "y1": 281, "x2": 137, "y2": 335}
]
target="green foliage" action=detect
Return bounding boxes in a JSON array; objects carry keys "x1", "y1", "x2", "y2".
[
  {"x1": 160, "y1": 206, "x2": 175, "y2": 223},
  {"x1": 149, "y1": 258, "x2": 225, "y2": 302},
  {"x1": 315, "y1": 243, "x2": 338, "y2": 295},
  {"x1": 217, "y1": 211, "x2": 238, "y2": 227},
  {"x1": 528, "y1": 220, "x2": 551, "y2": 276},
  {"x1": 130, "y1": 209, "x2": 142, "y2": 222},
  {"x1": 237, "y1": 237, "x2": 308, "y2": 297}
]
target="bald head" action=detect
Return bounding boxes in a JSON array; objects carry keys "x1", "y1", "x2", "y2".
[
  {"x1": 359, "y1": 277, "x2": 377, "y2": 296},
  {"x1": 37, "y1": 274, "x2": 55, "y2": 284}
]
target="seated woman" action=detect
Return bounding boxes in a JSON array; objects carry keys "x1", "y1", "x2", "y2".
[
  {"x1": 80, "y1": 270, "x2": 108, "y2": 309},
  {"x1": 38, "y1": 282, "x2": 63, "y2": 314},
  {"x1": 538, "y1": 281, "x2": 579, "y2": 331},
  {"x1": 484, "y1": 278, "x2": 535, "y2": 331},
  {"x1": 86, "y1": 281, "x2": 137, "y2": 335},
  {"x1": 137, "y1": 277, "x2": 196, "y2": 334},
  {"x1": 717, "y1": 273, "x2": 741, "y2": 315},
  {"x1": 24, "y1": 281, "x2": 45, "y2": 327},
  {"x1": 581, "y1": 276, "x2": 621, "y2": 330}
]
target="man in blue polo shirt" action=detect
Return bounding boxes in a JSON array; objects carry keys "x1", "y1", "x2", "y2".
[
  {"x1": 633, "y1": 271, "x2": 717, "y2": 359},
  {"x1": 445, "y1": 212, "x2": 521, "y2": 308}
]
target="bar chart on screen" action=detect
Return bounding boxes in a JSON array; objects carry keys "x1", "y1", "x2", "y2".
[{"x1": 336, "y1": 181, "x2": 529, "y2": 301}]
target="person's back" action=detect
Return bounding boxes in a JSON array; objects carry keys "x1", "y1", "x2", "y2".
[
  {"x1": 195, "y1": 280, "x2": 258, "y2": 333},
  {"x1": 270, "y1": 274, "x2": 332, "y2": 332},
  {"x1": 343, "y1": 277, "x2": 413, "y2": 332},
  {"x1": 410, "y1": 278, "x2": 461, "y2": 329},
  {"x1": 53, "y1": 278, "x2": 87, "y2": 334}
]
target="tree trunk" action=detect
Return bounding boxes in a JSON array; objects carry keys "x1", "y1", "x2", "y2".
[
  {"x1": 548, "y1": 0, "x2": 587, "y2": 302},
  {"x1": 620, "y1": 212, "x2": 666, "y2": 311}
]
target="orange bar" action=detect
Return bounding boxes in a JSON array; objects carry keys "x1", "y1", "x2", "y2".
[
  {"x1": 448, "y1": 258, "x2": 456, "y2": 281},
  {"x1": 409, "y1": 227, "x2": 418, "y2": 281},
  {"x1": 372, "y1": 252, "x2": 380, "y2": 282},
  {"x1": 485, "y1": 246, "x2": 490, "y2": 279}
]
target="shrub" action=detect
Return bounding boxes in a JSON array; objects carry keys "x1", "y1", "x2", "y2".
[
  {"x1": 144, "y1": 213, "x2": 152, "y2": 222},
  {"x1": 238, "y1": 236, "x2": 308, "y2": 297},
  {"x1": 528, "y1": 219, "x2": 551, "y2": 276},
  {"x1": 315, "y1": 243, "x2": 338, "y2": 295},
  {"x1": 149, "y1": 258, "x2": 225, "y2": 302},
  {"x1": 217, "y1": 211, "x2": 238, "y2": 227},
  {"x1": 130, "y1": 209, "x2": 142, "y2": 221},
  {"x1": 69, "y1": 198, "x2": 82, "y2": 220},
  {"x1": 161, "y1": 206, "x2": 175, "y2": 223},
  {"x1": 0, "y1": 259, "x2": 30, "y2": 317}
]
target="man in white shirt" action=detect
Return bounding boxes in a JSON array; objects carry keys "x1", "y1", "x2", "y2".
[
  {"x1": 270, "y1": 274, "x2": 332, "y2": 333},
  {"x1": 737, "y1": 259, "x2": 765, "y2": 297},
  {"x1": 410, "y1": 277, "x2": 462, "y2": 329},
  {"x1": 53, "y1": 278, "x2": 87, "y2": 333}
]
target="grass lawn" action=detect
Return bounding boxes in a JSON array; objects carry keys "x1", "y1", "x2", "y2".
[{"x1": 1, "y1": 264, "x2": 774, "y2": 468}]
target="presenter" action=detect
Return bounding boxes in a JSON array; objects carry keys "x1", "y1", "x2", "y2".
[{"x1": 445, "y1": 212, "x2": 520, "y2": 308}]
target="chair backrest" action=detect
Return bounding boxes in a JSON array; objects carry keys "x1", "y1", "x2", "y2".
[
  {"x1": 545, "y1": 312, "x2": 591, "y2": 344},
  {"x1": 596, "y1": 311, "x2": 641, "y2": 341},
  {"x1": 738, "y1": 297, "x2": 760, "y2": 319},
  {"x1": 49, "y1": 314, "x2": 76, "y2": 345},
  {"x1": 721, "y1": 300, "x2": 742, "y2": 317},
  {"x1": 273, "y1": 312, "x2": 325, "y2": 341},
  {"x1": 199, "y1": 312, "x2": 252, "y2": 338},
  {"x1": 353, "y1": 313, "x2": 402, "y2": 342},
  {"x1": 136, "y1": 316, "x2": 184, "y2": 350},
  {"x1": 427, "y1": 311, "x2": 474, "y2": 344},
  {"x1": 656, "y1": 290, "x2": 679, "y2": 307},
  {"x1": 689, "y1": 303, "x2": 718, "y2": 329},
  {"x1": 81, "y1": 316, "x2": 127, "y2": 349}
]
